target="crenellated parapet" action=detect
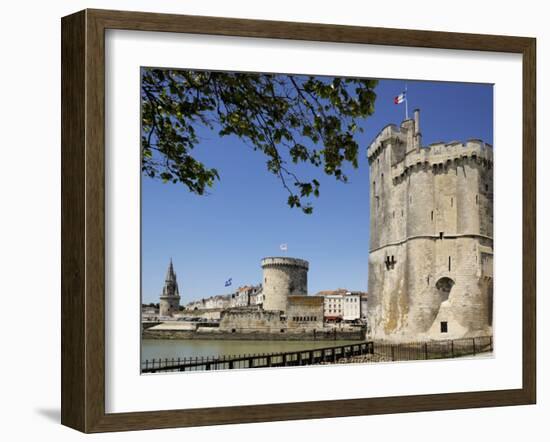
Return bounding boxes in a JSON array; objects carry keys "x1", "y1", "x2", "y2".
[
  {"x1": 261, "y1": 257, "x2": 309, "y2": 271},
  {"x1": 367, "y1": 109, "x2": 494, "y2": 342},
  {"x1": 391, "y1": 140, "x2": 493, "y2": 183},
  {"x1": 367, "y1": 124, "x2": 406, "y2": 163},
  {"x1": 368, "y1": 110, "x2": 423, "y2": 167},
  {"x1": 261, "y1": 257, "x2": 309, "y2": 312}
]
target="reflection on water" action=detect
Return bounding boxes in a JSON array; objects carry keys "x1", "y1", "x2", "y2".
[{"x1": 141, "y1": 339, "x2": 362, "y2": 363}]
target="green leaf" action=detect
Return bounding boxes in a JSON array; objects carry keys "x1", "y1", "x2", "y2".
[{"x1": 140, "y1": 68, "x2": 378, "y2": 214}]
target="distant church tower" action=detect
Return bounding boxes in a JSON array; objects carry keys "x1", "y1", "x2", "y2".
[{"x1": 159, "y1": 259, "x2": 181, "y2": 317}]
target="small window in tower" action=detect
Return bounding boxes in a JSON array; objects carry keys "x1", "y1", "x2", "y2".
[
  {"x1": 427, "y1": 276, "x2": 430, "y2": 285},
  {"x1": 476, "y1": 194, "x2": 479, "y2": 204},
  {"x1": 440, "y1": 321, "x2": 448, "y2": 333},
  {"x1": 440, "y1": 232, "x2": 444, "y2": 240},
  {"x1": 431, "y1": 211, "x2": 434, "y2": 221},
  {"x1": 451, "y1": 197, "x2": 453, "y2": 207},
  {"x1": 448, "y1": 256, "x2": 452, "y2": 271},
  {"x1": 401, "y1": 209, "x2": 404, "y2": 217},
  {"x1": 485, "y1": 184, "x2": 489, "y2": 192}
]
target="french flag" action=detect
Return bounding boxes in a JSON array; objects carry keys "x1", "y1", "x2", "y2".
[{"x1": 394, "y1": 92, "x2": 406, "y2": 104}]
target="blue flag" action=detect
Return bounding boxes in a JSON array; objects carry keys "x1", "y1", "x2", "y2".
[{"x1": 225, "y1": 278, "x2": 232, "y2": 287}]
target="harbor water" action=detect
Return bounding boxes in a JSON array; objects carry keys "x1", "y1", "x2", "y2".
[{"x1": 141, "y1": 339, "x2": 362, "y2": 364}]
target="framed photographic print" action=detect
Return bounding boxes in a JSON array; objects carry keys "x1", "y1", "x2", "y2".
[{"x1": 61, "y1": 9, "x2": 536, "y2": 433}]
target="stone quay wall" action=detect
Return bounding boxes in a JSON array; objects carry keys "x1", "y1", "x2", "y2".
[{"x1": 142, "y1": 327, "x2": 364, "y2": 341}]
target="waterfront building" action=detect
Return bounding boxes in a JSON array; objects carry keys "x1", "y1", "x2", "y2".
[
  {"x1": 218, "y1": 257, "x2": 324, "y2": 334},
  {"x1": 367, "y1": 110, "x2": 493, "y2": 341},
  {"x1": 287, "y1": 296, "x2": 324, "y2": 330},
  {"x1": 261, "y1": 257, "x2": 309, "y2": 312},
  {"x1": 151, "y1": 256, "x2": 364, "y2": 339},
  {"x1": 315, "y1": 289, "x2": 366, "y2": 322},
  {"x1": 322, "y1": 292, "x2": 345, "y2": 321},
  {"x1": 230, "y1": 285, "x2": 262, "y2": 307},
  {"x1": 343, "y1": 292, "x2": 361, "y2": 321},
  {"x1": 204, "y1": 294, "x2": 231, "y2": 309},
  {"x1": 141, "y1": 305, "x2": 159, "y2": 321},
  {"x1": 159, "y1": 259, "x2": 181, "y2": 317}
]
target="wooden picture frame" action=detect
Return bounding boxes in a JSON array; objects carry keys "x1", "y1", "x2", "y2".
[{"x1": 61, "y1": 8, "x2": 536, "y2": 433}]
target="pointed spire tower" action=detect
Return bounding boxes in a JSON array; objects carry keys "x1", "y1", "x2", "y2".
[{"x1": 159, "y1": 258, "x2": 181, "y2": 317}]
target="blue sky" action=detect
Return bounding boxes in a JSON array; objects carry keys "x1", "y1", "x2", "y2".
[{"x1": 141, "y1": 76, "x2": 493, "y2": 304}]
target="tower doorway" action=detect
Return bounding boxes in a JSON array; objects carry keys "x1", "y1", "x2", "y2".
[
  {"x1": 432, "y1": 277, "x2": 455, "y2": 334},
  {"x1": 435, "y1": 277, "x2": 454, "y2": 303}
]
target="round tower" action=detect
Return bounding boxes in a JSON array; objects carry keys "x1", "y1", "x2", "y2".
[
  {"x1": 159, "y1": 259, "x2": 181, "y2": 317},
  {"x1": 261, "y1": 257, "x2": 309, "y2": 312}
]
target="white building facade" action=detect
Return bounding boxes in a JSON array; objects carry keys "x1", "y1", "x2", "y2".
[
  {"x1": 321, "y1": 292, "x2": 345, "y2": 320},
  {"x1": 343, "y1": 292, "x2": 361, "y2": 321},
  {"x1": 316, "y1": 289, "x2": 366, "y2": 322}
]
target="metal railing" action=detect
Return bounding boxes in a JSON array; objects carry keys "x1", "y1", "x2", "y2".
[
  {"x1": 142, "y1": 342, "x2": 373, "y2": 373},
  {"x1": 372, "y1": 336, "x2": 493, "y2": 361},
  {"x1": 141, "y1": 336, "x2": 493, "y2": 373}
]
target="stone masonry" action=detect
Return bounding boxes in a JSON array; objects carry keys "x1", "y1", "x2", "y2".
[
  {"x1": 218, "y1": 257, "x2": 324, "y2": 334},
  {"x1": 367, "y1": 110, "x2": 493, "y2": 341},
  {"x1": 261, "y1": 257, "x2": 309, "y2": 312},
  {"x1": 153, "y1": 256, "x2": 362, "y2": 340},
  {"x1": 159, "y1": 259, "x2": 181, "y2": 317}
]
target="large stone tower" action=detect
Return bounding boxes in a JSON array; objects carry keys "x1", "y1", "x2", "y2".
[
  {"x1": 367, "y1": 110, "x2": 493, "y2": 341},
  {"x1": 159, "y1": 259, "x2": 181, "y2": 317},
  {"x1": 261, "y1": 257, "x2": 309, "y2": 312}
]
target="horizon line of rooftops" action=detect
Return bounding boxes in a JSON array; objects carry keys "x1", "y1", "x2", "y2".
[{"x1": 180, "y1": 286, "x2": 368, "y2": 306}]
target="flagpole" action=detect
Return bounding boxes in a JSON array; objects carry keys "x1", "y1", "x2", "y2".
[{"x1": 405, "y1": 82, "x2": 409, "y2": 120}]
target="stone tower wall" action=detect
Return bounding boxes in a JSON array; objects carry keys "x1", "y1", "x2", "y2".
[
  {"x1": 261, "y1": 257, "x2": 309, "y2": 312},
  {"x1": 159, "y1": 298, "x2": 180, "y2": 317},
  {"x1": 159, "y1": 260, "x2": 181, "y2": 317},
  {"x1": 367, "y1": 111, "x2": 493, "y2": 341}
]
